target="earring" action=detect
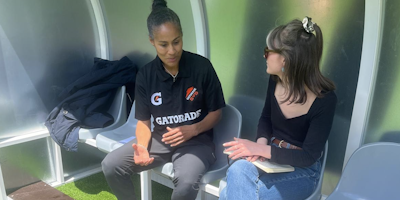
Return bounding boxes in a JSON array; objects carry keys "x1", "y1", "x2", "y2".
[{"x1": 281, "y1": 68, "x2": 285, "y2": 72}]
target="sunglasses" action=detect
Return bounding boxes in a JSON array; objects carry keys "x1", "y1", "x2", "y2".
[{"x1": 264, "y1": 46, "x2": 281, "y2": 59}]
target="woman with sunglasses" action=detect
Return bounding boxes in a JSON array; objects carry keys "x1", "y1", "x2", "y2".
[{"x1": 220, "y1": 17, "x2": 337, "y2": 200}]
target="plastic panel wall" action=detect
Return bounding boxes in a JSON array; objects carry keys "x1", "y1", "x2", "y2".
[
  {"x1": 0, "y1": 0, "x2": 106, "y2": 190},
  {"x1": 101, "y1": 0, "x2": 197, "y2": 67},
  {"x1": 0, "y1": 0, "x2": 99, "y2": 139},
  {"x1": 61, "y1": 143, "x2": 107, "y2": 179},
  {"x1": 364, "y1": 0, "x2": 400, "y2": 144},
  {"x1": 0, "y1": 138, "x2": 55, "y2": 194},
  {"x1": 204, "y1": 0, "x2": 364, "y2": 195}
]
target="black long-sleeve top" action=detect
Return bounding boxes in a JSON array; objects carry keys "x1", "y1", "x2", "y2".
[{"x1": 257, "y1": 77, "x2": 337, "y2": 167}]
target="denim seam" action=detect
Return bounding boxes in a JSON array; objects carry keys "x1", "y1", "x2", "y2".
[
  {"x1": 263, "y1": 173, "x2": 311, "y2": 185},
  {"x1": 309, "y1": 162, "x2": 322, "y2": 178},
  {"x1": 313, "y1": 177, "x2": 318, "y2": 191},
  {"x1": 310, "y1": 171, "x2": 317, "y2": 177},
  {"x1": 255, "y1": 174, "x2": 260, "y2": 198}
]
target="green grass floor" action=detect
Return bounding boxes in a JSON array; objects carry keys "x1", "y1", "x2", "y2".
[{"x1": 56, "y1": 172, "x2": 172, "y2": 200}]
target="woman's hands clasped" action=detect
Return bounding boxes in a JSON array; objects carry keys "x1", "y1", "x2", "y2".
[
  {"x1": 161, "y1": 125, "x2": 198, "y2": 147},
  {"x1": 223, "y1": 137, "x2": 268, "y2": 162}
]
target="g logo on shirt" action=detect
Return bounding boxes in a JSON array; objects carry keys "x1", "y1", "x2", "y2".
[{"x1": 151, "y1": 92, "x2": 162, "y2": 106}]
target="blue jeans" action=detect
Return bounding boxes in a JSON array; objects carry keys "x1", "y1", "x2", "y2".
[{"x1": 219, "y1": 157, "x2": 321, "y2": 200}]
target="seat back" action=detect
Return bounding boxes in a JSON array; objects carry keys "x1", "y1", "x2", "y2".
[
  {"x1": 126, "y1": 101, "x2": 139, "y2": 125},
  {"x1": 79, "y1": 86, "x2": 127, "y2": 140},
  {"x1": 212, "y1": 104, "x2": 242, "y2": 170},
  {"x1": 305, "y1": 141, "x2": 328, "y2": 200},
  {"x1": 95, "y1": 102, "x2": 137, "y2": 153},
  {"x1": 228, "y1": 94, "x2": 265, "y2": 140},
  {"x1": 96, "y1": 101, "x2": 157, "y2": 153},
  {"x1": 108, "y1": 86, "x2": 127, "y2": 122},
  {"x1": 326, "y1": 142, "x2": 400, "y2": 200},
  {"x1": 200, "y1": 104, "x2": 242, "y2": 183},
  {"x1": 126, "y1": 101, "x2": 154, "y2": 132}
]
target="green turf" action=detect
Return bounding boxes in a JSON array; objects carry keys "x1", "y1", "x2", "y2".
[{"x1": 56, "y1": 172, "x2": 172, "y2": 200}]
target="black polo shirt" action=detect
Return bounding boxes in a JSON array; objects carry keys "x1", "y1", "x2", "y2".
[{"x1": 135, "y1": 50, "x2": 225, "y2": 153}]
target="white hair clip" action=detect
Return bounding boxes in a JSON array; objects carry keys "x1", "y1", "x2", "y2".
[{"x1": 302, "y1": 16, "x2": 315, "y2": 33}]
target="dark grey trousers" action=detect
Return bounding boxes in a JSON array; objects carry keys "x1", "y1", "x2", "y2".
[{"x1": 101, "y1": 139, "x2": 216, "y2": 200}]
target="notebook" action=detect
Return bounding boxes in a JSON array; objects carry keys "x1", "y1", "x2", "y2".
[{"x1": 223, "y1": 150, "x2": 294, "y2": 173}]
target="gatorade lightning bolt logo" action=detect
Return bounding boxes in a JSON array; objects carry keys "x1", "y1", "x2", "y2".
[
  {"x1": 186, "y1": 87, "x2": 198, "y2": 101},
  {"x1": 151, "y1": 92, "x2": 162, "y2": 106}
]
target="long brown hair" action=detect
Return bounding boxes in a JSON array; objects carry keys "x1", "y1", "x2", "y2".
[{"x1": 267, "y1": 19, "x2": 335, "y2": 104}]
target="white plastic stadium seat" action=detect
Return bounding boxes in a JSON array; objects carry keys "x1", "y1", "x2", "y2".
[
  {"x1": 326, "y1": 142, "x2": 400, "y2": 200},
  {"x1": 95, "y1": 101, "x2": 139, "y2": 153}
]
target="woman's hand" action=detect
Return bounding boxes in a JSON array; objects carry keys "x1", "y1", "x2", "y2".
[
  {"x1": 161, "y1": 125, "x2": 198, "y2": 147},
  {"x1": 246, "y1": 137, "x2": 269, "y2": 162},
  {"x1": 223, "y1": 137, "x2": 264, "y2": 160},
  {"x1": 132, "y1": 143, "x2": 154, "y2": 166},
  {"x1": 246, "y1": 155, "x2": 266, "y2": 162}
]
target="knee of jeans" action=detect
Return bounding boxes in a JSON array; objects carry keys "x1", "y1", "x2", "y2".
[
  {"x1": 227, "y1": 160, "x2": 256, "y2": 177},
  {"x1": 172, "y1": 177, "x2": 200, "y2": 200},
  {"x1": 219, "y1": 187, "x2": 228, "y2": 200},
  {"x1": 173, "y1": 173, "x2": 203, "y2": 190},
  {"x1": 102, "y1": 155, "x2": 128, "y2": 178},
  {"x1": 103, "y1": 159, "x2": 132, "y2": 179},
  {"x1": 101, "y1": 157, "x2": 114, "y2": 176},
  {"x1": 173, "y1": 184, "x2": 196, "y2": 199}
]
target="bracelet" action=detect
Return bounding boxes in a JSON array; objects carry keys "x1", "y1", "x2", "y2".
[
  {"x1": 278, "y1": 140, "x2": 284, "y2": 148},
  {"x1": 137, "y1": 144, "x2": 147, "y2": 149}
]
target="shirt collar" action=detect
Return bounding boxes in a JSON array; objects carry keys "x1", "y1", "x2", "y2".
[{"x1": 156, "y1": 51, "x2": 190, "y2": 82}]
